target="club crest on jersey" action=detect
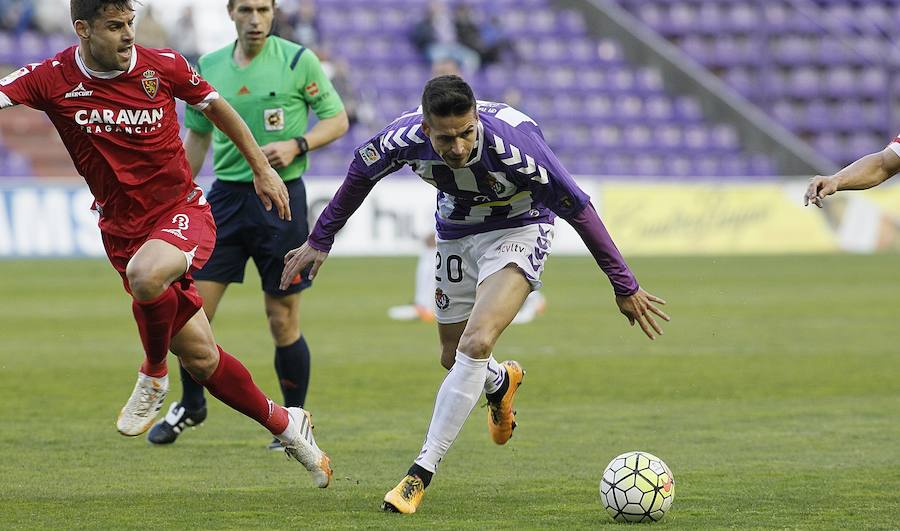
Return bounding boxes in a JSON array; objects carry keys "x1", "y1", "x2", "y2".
[
  {"x1": 264, "y1": 108, "x2": 285, "y2": 131},
  {"x1": 358, "y1": 142, "x2": 381, "y2": 166},
  {"x1": 486, "y1": 175, "x2": 506, "y2": 195},
  {"x1": 141, "y1": 69, "x2": 159, "y2": 99},
  {"x1": 435, "y1": 288, "x2": 450, "y2": 310}
]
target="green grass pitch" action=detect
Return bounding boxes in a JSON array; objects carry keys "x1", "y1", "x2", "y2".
[{"x1": 1, "y1": 255, "x2": 898, "y2": 529}]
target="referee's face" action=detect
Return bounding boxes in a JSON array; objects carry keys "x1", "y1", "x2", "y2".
[{"x1": 230, "y1": 0, "x2": 275, "y2": 52}]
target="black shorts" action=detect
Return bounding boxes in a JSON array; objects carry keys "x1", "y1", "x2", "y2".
[{"x1": 193, "y1": 178, "x2": 312, "y2": 295}]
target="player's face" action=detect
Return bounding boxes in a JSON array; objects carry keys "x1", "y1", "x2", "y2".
[
  {"x1": 75, "y1": 6, "x2": 136, "y2": 72},
  {"x1": 229, "y1": 0, "x2": 275, "y2": 52},
  {"x1": 423, "y1": 110, "x2": 479, "y2": 169}
]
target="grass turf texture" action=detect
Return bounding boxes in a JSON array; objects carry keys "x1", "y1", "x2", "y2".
[{"x1": 1, "y1": 255, "x2": 898, "y2": 529}]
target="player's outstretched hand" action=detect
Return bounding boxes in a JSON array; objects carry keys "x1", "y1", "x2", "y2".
[
  {"x1": 261, "y1": 141, "x2": 300, "y2": 170},
  {"x1": 615, "y1": 288, "x2": 670, "y2": 340},
  {"x1": 254, "y1": 165, "x2": 291, "y2": 220},
  {"x1": 803, "y1": 175, "x2": 838, "y2": 208},
  {"x1": 281, "y1": 242, "x2": 329, "y2": 290}
]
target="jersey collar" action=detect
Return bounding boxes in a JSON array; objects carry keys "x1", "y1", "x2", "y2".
[{"x1": 75, "y1": 45, "x2": 138, "y2": 79}]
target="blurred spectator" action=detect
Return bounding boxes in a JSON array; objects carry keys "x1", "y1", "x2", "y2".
[
  {"x1": 410, "y1": 0, "x2": 480, "y2": 75},
  {"x1": 431, "y1": 57, "x2": 462, "y2": 78},
  {"x1": 477, "y1": 13, "x2": 514, "y2": 65},
  {"x1": 274, "y1": 0, "x2": 321, "y2": 50},
  {"x1": 454, "y1": 4, "x2": 512, "y2": 66},
  {"x1": 135, "y1": 5, "x2": 168, "y2": 49},
  {"x1": 33, "y1": 0, "x2": 69, "y2": 35},
  {"x1": 0, "y1": 0, "x2": 35, "y2": 35},
  {"x1": 171, "y1": 6, "x2": 200, "y2": 64},
  {"x1": 316, "y1": 46, "x2": 376, "y2": 130}
]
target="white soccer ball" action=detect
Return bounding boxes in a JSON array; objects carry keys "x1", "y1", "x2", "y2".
[{"x1": 600, "y1": 451, "x2": 675, "y2": 523}]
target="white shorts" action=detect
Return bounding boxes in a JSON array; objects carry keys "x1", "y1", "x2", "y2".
[{"x1": 434, "y1": 223, "x2": 554, "y2": 324}]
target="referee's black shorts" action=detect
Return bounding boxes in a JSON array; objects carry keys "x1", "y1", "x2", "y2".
[{"x1": 193, "y1": 178, "x2": 312, "y2": 296}]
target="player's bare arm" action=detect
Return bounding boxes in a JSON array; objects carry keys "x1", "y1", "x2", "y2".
[
  {"x1": 804, "y1": 147, "x2": 900, "y2": 208},
  {"x1": 202, "y1": 97, "x2": 291, "y2": 220},
  {"x1": 183, "y1": 129, "x2": 213, "y2": 177},
  {"x1": 261, "y1": 111, "x2": 349, "y2": 169},
  {"x1": 616, "y1": 289, "x2": 670, "y2": 340},
  {"x1": 280, "y1": 242, "x2": 329, "y2": 289}
]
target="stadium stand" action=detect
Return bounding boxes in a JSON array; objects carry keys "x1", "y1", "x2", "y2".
[
  {"x1": 614, "y1": 0, "x2": 899, "y2": 168},
  {"x1": 4, "y1": 0, "x2": 860, "y2": 178}
]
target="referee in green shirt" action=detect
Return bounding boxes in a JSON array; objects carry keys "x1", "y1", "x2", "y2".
[{"x1": 149, "y1": 0, "x2": 349, "y2": 447}]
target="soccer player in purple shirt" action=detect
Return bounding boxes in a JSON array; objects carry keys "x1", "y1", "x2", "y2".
[{"x1": 280, "y1": 75, "x2": 670, "y2": 513}]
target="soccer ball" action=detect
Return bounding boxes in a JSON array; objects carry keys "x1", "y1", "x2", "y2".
[{"x1": 600, "y1": 451, "x2": 675, "y2": 523}]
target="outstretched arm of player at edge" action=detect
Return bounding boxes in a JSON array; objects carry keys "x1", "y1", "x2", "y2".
[
  {"x1": 184, "y1": 129, "x2": 212, "y2": 178},
  {"x1": 566, "y1": 202, "x2": 670, "y2": 340},
  {"x1": 202, "y1": 98, "x2": 291, "y2": 220},
  {"x1": 804, "y1": 147, "x2": 900, "y2": 207}
]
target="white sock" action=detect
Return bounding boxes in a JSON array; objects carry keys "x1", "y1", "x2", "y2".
[
  {"x1": 414, "y1": 247, "x2": 437, "y2": 309},
  {"x1": 275, "y1": 405, "x2": 298, "y2": 443},
  {"x1": 414, "y1": 351, "x2": 488, "y2": 473},
  {"x1": 483, "y1": 355, "x2": 506, "y2": 395}
]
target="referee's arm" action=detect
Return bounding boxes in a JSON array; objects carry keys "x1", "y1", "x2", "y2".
[{"x1": 303, "y1": 110, "x2": 349, "y2": 152}]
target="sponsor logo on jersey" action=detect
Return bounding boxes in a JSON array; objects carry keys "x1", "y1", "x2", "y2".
[
  {"x1": 0, "y1": 66, "x2": 30, "y2": 86},
  {"x1": 264, "y1": 108, "x2": 285, "y2": 131},
  {"x1": 359, "y1": 142, "x2": 381, "y2": 166},
  {"x1": 305, "y1": 82, "x2": 319, "y2": 97},
  {"x1": 497, "y1": 242, "x2": 526, "y2": 254},
  {"x1": 435, "y1": 288, "x2": 450, "y2": 310},
  {"x1": 64, "y1": 82, "x2": 93, "y2": 98},
  {"x1": 160, "y1": 213, "x2": 190, "y2": 241},
  {"x1": 74, "y1": 107, "x2": 165, "y2": 135},
  {"x1": 141, "y1": 69, "x2": 159, "y2": 99}
]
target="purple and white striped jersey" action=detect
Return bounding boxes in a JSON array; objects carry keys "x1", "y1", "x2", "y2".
[
  {"x1": 309, "y1": 100, "x2": 640, "y2": 295},
  {"x1": 348, "y1": 101, "x2": 589, "y2": 239}
]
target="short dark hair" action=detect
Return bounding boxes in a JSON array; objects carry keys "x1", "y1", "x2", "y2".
[
  {"x1": 70, "y1": 0, "x2": 137, "y2": 24},
  {"x1": 422, "y1": 75, "x2": 476, "y2": 121},
  {"x1": 228, "y1": 0, "x2": 277, "y2": 9}
]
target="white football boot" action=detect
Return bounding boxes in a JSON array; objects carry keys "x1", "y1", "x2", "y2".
[
  {"x1": 117, "y1": 372, "x2": 168, "y2": 436},
  {"x1": 281, "y1": 407, "x2": 333, "y2": 488}
]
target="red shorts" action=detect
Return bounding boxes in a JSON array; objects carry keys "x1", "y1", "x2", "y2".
[{"x1": 102, "y1": 187, "x2": 216, "y2": 330}]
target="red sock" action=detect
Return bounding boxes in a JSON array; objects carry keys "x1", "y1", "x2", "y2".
[
  {"x1": 132, "y1": 286, "x2": 179, "y2": 377},
  {"x1": 201, "y1": 346, "x2": 289, "y2": 434}
]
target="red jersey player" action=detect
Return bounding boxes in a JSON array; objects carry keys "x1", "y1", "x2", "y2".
[{"x1": 0, "y1": 0, "x2": 331, "y2": 488}]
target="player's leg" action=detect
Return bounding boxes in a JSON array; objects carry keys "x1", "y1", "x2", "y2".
[
  {"x1": 126, "y1": 239, "x2": 195, "y2": 375},
  {"x1": 182, "y1": 279, "x2": 229, "y2": 406},
  {"x1": 148, "y1": 181, "x2": 252, "y2": 443},
  {"x1": 116, "y1": 238, "x2": 197, "y2": 436},
  {"x1": 170, "y1": 307, "x2": 332, "y2": 487},
  {"x1": 385, "y1": 225, "x2": 554, "y2": 513},
  {"x1": 264, "y1": 292, "x2": 309, "y2": 407},
  {"x1": 256, "y1": 176, "x2": 315, "y2": 449},
  {"x1": 147, "y1": 280, "x2": 227, "y2": 444},
  {"x1": 384, "y1": 265, "x2": 530, "y2": 513},
  {"x1": 439, "y1": 317, "x2": 512, "y2": 398}
]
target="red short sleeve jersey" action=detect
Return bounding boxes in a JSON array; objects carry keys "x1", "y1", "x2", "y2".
[{"x1": 0, "y1": 45, "x2": 218, "y2": 238}]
